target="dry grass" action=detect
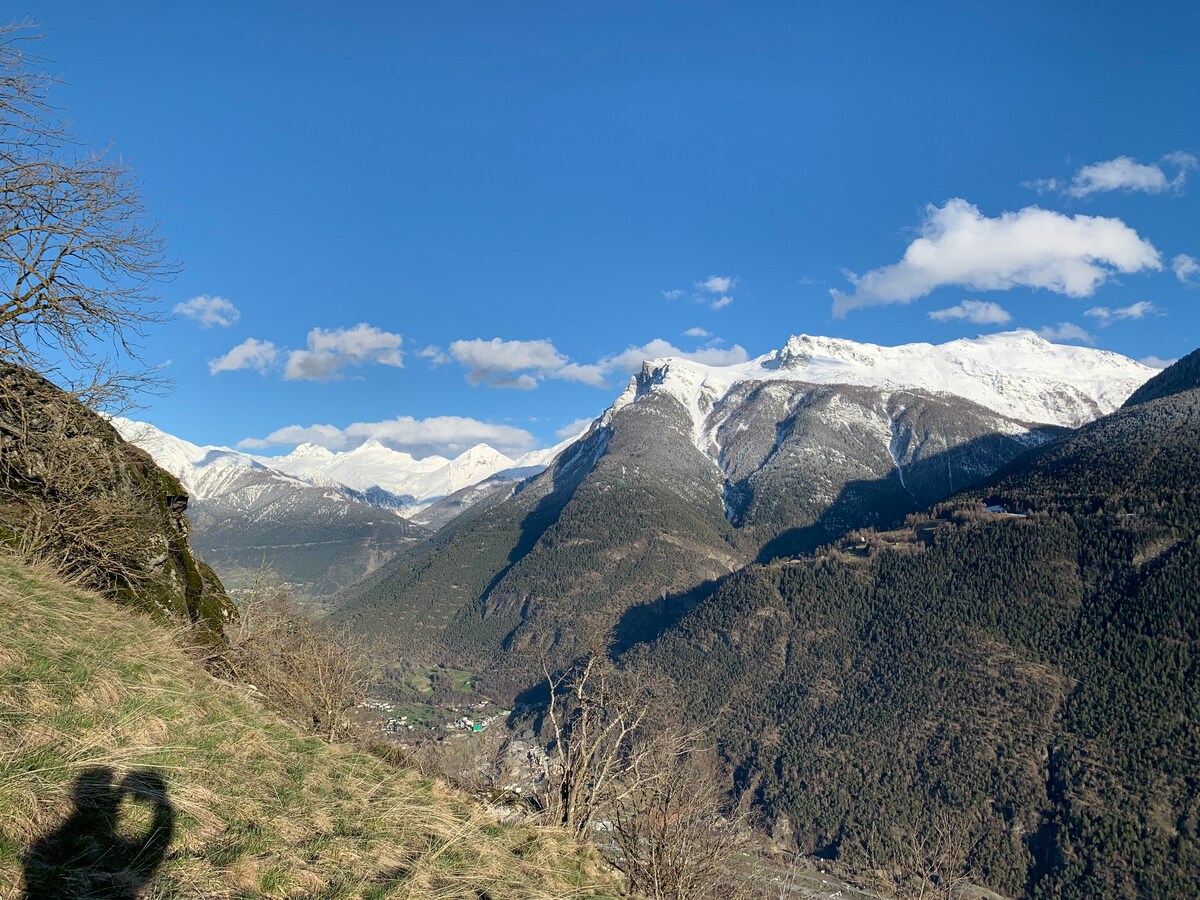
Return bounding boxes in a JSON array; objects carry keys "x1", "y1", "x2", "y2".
[{"x1": 0, "y1": 554, "x2": 619, "y2": 899}]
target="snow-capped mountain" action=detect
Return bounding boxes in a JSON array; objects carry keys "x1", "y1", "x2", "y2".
[
  {"x1": 336, "y1": 330, "x2": 1157, "y2": 670},
  {"x1": 260, "y1": 438, "x2": 567, "y2": 506},
  {"x1": 594, "y1": 329, "x2": 1155, "y2": 536},
  {"x1": 113, "y1": 420, "x2": 320, "y2": 502},
  {"x1": 112, "y1": 419, "x2": 574, "y2": 598},
  {"x1": 115, "y1": 420, "x2": 569, "y2": 516},
  {"x1": 603, "y1": 330, "x2": 1153, "y2": 459}
]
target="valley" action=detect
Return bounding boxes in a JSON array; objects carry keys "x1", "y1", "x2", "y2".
[
  {"x1": 119, "y1": 331, "x2": 1200, "y2": 896},
  {"x1": 5, "y1": 11, "x2": 1197, "y2": 895}
]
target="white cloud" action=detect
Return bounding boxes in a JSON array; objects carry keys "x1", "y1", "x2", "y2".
[
  {"x1": 1037, "y1": 322, "x2": 1095, "y2": 344},
  {"x1": 450, "y1": 338, "x2": 564, "y2": 380},
  {"x1": 556, "y1": 362, "x2": 607, "y2": 386},
  {"x1": 555, "y1": 417, "x2": 596, "y2": 440},
  {"x1": 448, "y1": 337, "x2": 607, "y2": 389},
  {"x1": 831, "y1": 199, "x2": 1162, "y2": 316},
  {"x1": 662, "y1": 289, "x2": 685, "y2": 300},
  {"x1": 697, "y1": 275, "x2": 736, "y2": 294},
  {"x1": 238, "y1": 415, "x2": 538, "y2": 458},
  {"x1": 598, "y1": 339, "x2": 749, "y2": 375},
  {"x1": 1023, "y1": 177, "x2": 1059, "y2": 194},
  {"x1": 419, "y1": 345, "x2": 450, "y2": 366},
  {"x1": 208, "y1": 338, "x2": 278, "y2": 375},
  {"x1": 448, "y1": 334, "x2": 754, "y2": 390},
  {"x1": 1065, "y1": 153, "x2": 1197, "y2": 198},
  {"x1": 174, "y1": 294, "x2": 241, "y2": 328},
  {"x1": 1172, "y1": 253, "x2": 1200, "y2": 284},
  {"x1": 1140, "y1": 355, "x2": 1177, "y2": 370},
  {"x1": 683, "y1": 327, "x2": 711, "y2": 338},
  {"x1": 709, "y1": 295, "x2": 734, "y2": 310},
  {"x1": 490, "y1": 373, "x2": 540, "y2": 390},
  {"x1": 927, "y1": 299, "x2": 1012, "y2": 324},
  {"x1": 1083, "y1": 301, "x2": 1158, "y2": 326},
  {"x1": 284, "y1": 323, "x2": 404, "y2": 381}
]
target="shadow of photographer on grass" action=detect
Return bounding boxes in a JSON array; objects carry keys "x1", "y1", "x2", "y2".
[{"x1": 23, "y1": 766, "x2": 174, "y2": 900}]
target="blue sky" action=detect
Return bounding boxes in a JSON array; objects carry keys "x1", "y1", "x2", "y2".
[{"x1": 20, "y1": 1, "x2": 1200, "y2": 457}]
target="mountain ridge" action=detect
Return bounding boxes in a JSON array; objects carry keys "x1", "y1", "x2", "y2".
[
  {"x1": 623, "y1": 347, "x2": 1200, "y2": 897},
  {"x1": 336, "y1": 331, "x2": 1154, "y2": 675}
]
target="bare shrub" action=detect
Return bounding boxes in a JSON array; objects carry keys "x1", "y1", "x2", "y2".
[
  {"x1": 608, "y1": 727, "x2": 755, "y2": 899},
  {"x1": 216, "y1": 573, "x2": 374, "y2": 741},
  {"x1": 864, "y1": 810, "x2": 982, "y2": 899},
  {"x1": 537, "y1": 644, "x2": 754, "y2": 897},
  {"x1": 540, "y1": 649, "x2": 666, "y2": 839}
]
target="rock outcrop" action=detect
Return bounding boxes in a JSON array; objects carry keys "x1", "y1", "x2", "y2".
[{"x1": 0, "y1": 363, "x2": 232, "y2": 636}]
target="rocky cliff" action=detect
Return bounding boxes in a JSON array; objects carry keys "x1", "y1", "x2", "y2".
[{"x1": 0, "y1": 363, "x2": 232, "y2": 636}]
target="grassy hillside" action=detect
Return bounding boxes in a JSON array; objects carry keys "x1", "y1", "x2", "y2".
[{"x1": 0, "y1": 554, "x2": 617, "y2": 899}]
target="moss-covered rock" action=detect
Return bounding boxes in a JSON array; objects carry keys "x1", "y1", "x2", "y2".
[{"x1": 0, "y1": 363, "x2": 234, "y2": 635}]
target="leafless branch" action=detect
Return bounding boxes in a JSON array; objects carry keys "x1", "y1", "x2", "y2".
[{"x1": 0, "y1": 21, "x2": 175, "y2": 408}]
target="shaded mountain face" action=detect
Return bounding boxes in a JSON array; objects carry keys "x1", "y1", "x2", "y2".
[
  {"x1": 0, "y1": 365, "x2": 232, "y2": 635},
  {"x1": 181, "y1": 465, "x2": 429, "y2": 598},
  {"x1": 628, "y1": 353, "x2": 1200, "y2": 898},
  {"x1": 406, "y1": 475, "x2": 524, "y2": 532},
  {"x1": 336, "y1": 332, "x2": 1152, "y2": 678},
  {"x1": 1122, "y1": 345, "x2": 1200, "y2": 408}
]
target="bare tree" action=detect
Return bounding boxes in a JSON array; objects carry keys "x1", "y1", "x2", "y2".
[
  {"x1": 540, "y1": 648, "x2": 663, "y2": 839},
  {"x1": 865, "y1": 810, "x2": 981, "y2": 899},
  {"x1": 216, "y1": 572, "x2": 376, "y2": 741},
  {"x1": 608, "y1": 727, "x2": 755, "y2": 899},
  {"x1": 0, "y1": 21, "x2": 174, "y2": 407},
  {"x1": 537, "y1": 644, "x2": 755, "y2": 897}
]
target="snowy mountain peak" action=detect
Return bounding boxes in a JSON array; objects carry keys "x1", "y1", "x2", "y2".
[
  {"x1": 285, "y1": 442, "x2": 336, "y2": 462},
  {"x1": 769, "y1": 333, "x2": 885, "y2": 370},
  {"x1": 116, "y1": 416, "x2": 571, "y2": 520},
  {"x1": 605, "y1": 331, "x2": 1155, "y2": 455},
  {"x1": 445, "y1": 444, "x2": 516, "y2": 493},
  {"x1": 458, "y1": 443, "x2": 513, "y2": 464}
]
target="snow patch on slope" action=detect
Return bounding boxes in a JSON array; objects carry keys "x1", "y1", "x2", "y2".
[{"x1": 610, "y1": 330, "x2": 1154, "y2": 464}]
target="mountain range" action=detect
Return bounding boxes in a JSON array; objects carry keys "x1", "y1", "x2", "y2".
[
  {"x1": 331, "y1": 330, "x2": 1154, "y2": 670},
  {"x1": 624, "y1": 342, "x2": 1200, "y2": 896},
  {"x1": 113, "y1": 419, "x2": 571, "y2": 596},
  {"x1": 111, "y1": 329, "x2": 1200, "y2": 896}
]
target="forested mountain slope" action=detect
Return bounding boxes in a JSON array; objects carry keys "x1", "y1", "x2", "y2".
[
  {"x1": 630, "y1": 353, "x2": 1200, "y2": 898},
  {"x1": 336, "y1": 333, "x2": 1150, "y2": 679},
  {"x1": 1123, "y1": 345, "x2": 1200, "y2": 408}
]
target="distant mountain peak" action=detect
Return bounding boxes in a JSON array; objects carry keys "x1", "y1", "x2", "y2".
[
  {"x1": 117, "y1": 419, "x2": 569, "y2": 521},
  {"x1": 459, "y1": 442, "x2": 510, "y2": 459},
  {"x1": 285, "y1": 442, "x2": 336, "y2": 461}
]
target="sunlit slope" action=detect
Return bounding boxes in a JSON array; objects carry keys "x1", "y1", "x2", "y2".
[{"x1": 0, "y1": 555, "x2": 616, "y2": 899}]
